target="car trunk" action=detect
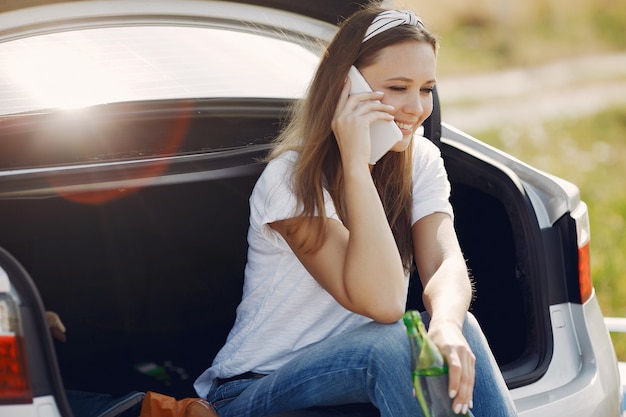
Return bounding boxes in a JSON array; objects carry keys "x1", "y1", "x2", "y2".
[{"x1": 0, "y1": 98, "x2": 550, "y2": 402}]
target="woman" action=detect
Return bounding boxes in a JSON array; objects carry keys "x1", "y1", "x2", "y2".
[{"x1": 194, "y1": 6, "x2": 518, "y2": 417}]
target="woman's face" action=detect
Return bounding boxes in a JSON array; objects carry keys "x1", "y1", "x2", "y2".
[{"x1": 360, "y1": 40, "x2": 436, "y2": 153}]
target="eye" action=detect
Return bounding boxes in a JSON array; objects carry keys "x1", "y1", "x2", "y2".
[
  {"x1": 389, "y1": 85, "x2": 407, "y2": 92},
  {"x1": 420, "y1": 87, "x2": 434, "y2": 95}
]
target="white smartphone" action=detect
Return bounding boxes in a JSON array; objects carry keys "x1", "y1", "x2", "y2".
[{"x1": 347, "y1": 65, "x2": 402, "y2": 164}]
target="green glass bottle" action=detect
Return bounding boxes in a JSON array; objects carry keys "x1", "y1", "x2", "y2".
[{"x1": 403, "y1": 310, "x2": 470, "y2": 417}]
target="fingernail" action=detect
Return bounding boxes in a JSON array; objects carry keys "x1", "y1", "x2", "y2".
[
  {"x1": 462, "y1": 404, "x2": 469, "y2": 414},
  {"x1": 454, "y1": 404, "x2": 462, "y2": 414},
  {"x1": 449, "y1": 390, "x2": 457, "y2": 399},
  {"x1": 469, "y1": 400, "x2": 474, "y2": 409}
]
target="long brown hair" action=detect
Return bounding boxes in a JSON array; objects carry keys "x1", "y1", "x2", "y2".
[{"x1": 269, "y1": 5, "x2": 438, "y2": 271}]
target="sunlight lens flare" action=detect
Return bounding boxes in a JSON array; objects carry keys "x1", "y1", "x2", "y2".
[
  {"x1": 5, "y1": 38, "x2": 133, "y2": 109},
  {"x1": 0, "y1": 26, "x2": 319, "y2": 115}
]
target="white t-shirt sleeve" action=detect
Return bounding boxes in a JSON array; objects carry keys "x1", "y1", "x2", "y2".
[
  {"x1": 249, "y1": 151, "x2": 338, "y2": 250},
  {"x1": 249, "y1": 153, "x2": 298, "y2": 250},
  {"x1": 411, "y1": 136, "x2": 454, "y2": 225}
]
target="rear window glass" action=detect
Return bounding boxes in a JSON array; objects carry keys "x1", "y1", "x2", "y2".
[{"x1": 0, "y1": 26, "x2": 320, "y2": 115}]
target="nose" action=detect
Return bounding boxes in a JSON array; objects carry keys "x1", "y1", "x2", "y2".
[{"x1": 402, "y1": 91, "x2": 425, "y2": 116}]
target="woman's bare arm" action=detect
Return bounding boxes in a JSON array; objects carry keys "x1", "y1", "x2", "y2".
[{"x1": 412, "y1": 212, "x2": 475, "y2": 413}]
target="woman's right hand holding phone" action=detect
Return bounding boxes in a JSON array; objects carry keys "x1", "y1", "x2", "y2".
[{"x1": 331, "y1": 78, "x2": 395, "y2": 168}]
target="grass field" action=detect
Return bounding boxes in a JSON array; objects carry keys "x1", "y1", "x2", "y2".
[
  {"x1": 395, "y1": 0, "x2": 626, "y2": 361},
  {"x1": 398, "y1": 0, "x2": 626, "y2": 75}
]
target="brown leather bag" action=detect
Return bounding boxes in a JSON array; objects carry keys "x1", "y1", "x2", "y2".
[{"x1": 139, "y1": 391, "x2": 218, "y2": 417}]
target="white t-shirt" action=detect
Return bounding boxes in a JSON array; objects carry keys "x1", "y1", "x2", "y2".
[{"x1": 194, "y1": 136, "x2": 453, "y2": 398}]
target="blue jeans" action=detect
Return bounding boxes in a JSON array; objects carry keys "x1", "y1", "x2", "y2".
[{"x1": 206, "y1": 312, "x2": 518, "y2": 417}]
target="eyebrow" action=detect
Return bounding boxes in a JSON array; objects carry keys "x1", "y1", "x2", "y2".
[{"x1": 386, "y1": 77, "x2": 437, "y2": 84}]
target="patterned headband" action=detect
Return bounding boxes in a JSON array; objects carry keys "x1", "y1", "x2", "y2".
[{"x1": 363, "y1": 10, "x2": 424, "y2": 43}]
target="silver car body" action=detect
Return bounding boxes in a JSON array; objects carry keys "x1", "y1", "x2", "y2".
[{"x1": 0, "y1": 1, "x2": 622, "y2": 416}]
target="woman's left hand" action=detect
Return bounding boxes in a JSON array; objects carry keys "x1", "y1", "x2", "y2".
[
  {"x1": 427, "y1": 319, "x2": 475, "y2": 415},
  {"x1": 412, "y1": 213, "x2": 476, "y2": 414}
]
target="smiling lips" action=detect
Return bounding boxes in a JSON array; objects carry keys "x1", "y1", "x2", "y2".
[{"x1": 395, "y1": 121, "x2": 414, "y2": 131}]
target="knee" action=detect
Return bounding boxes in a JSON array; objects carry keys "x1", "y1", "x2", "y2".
[
  {"x1": 461, "y1": 312, "x2": 496, "y2": 361},
  {"x1": 461, "y1": 311, "x2": 486, "y2": 340},
  {"x1": 422, "y1": 311, "x2": 489, "y2": 353},
  {"x1": 463, "y1": 311, "x2": 481, "y2": 331}
]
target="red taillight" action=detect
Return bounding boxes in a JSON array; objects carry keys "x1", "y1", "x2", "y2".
[
  {"x1": 572, "y1": 203, "x2": 593, "y2": 304},
  {"x1": 578, "y1": 242, "x2": 592, "y2": 304},
  {"x1": 0, "y1": 296, "x2": 32, "y2": 404},
  {"x1": 0, "y1": 334, "x2": 31, "y2": 403}
]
